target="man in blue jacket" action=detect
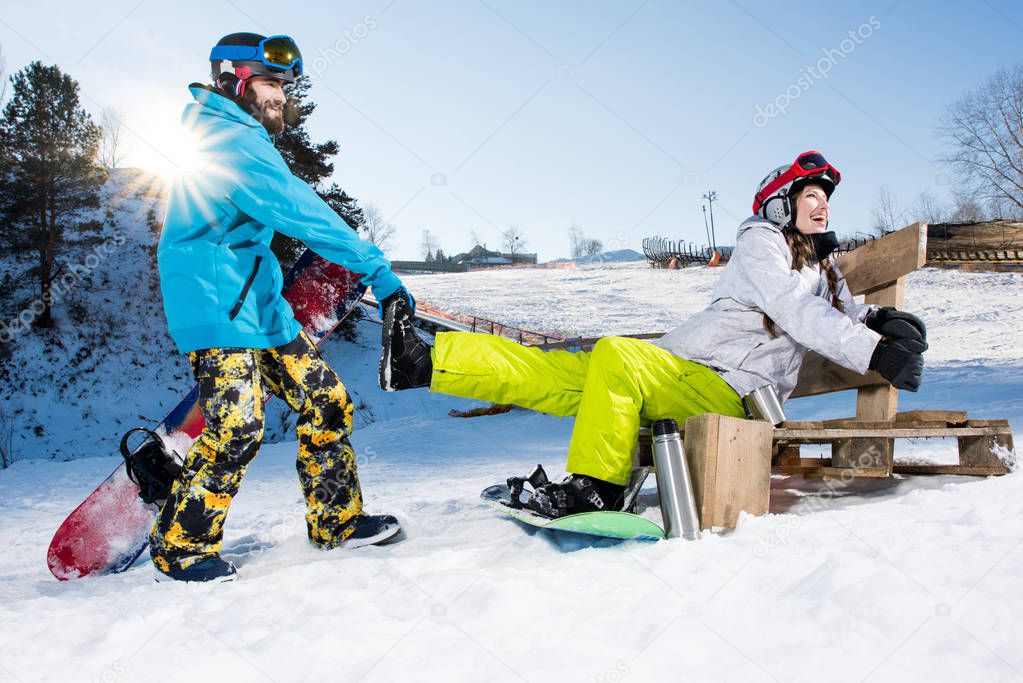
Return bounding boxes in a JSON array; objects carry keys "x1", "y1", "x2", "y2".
[{"x1": 154, "y1": 33, "x2": 423, "y2": 581}]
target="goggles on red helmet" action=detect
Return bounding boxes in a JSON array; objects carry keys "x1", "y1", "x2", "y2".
[{"x1": 752, "y1": 151, "x2": 841, "y2": 215}]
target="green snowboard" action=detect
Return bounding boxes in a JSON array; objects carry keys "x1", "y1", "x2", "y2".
[{"x1": 480, "y1": 483, "x2": 665, "y2": 541}]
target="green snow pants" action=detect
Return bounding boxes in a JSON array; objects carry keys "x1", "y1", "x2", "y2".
[
  {"x1": 431, "y1": 332, "x2": 746, "y2": 486},
  {"x1": 150, "y1": 331, "x2": 362, "y2": 574}
]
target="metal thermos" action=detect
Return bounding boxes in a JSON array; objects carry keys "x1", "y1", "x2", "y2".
[
  {"x1": 651, "y1": 419, "x2": 700, "y2": 540},
  {"x1": 742, "y1": 384, "x2": 787, "y2": 426}
]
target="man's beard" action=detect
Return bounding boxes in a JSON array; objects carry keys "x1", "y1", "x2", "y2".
[{"x1": 242, "y1": 91, "x2": 285, "y2": 135}]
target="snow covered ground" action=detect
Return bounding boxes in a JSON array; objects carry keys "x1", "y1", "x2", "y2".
[{"x1": 3, "y1": 244, "x2": 1023, "y2": 680}]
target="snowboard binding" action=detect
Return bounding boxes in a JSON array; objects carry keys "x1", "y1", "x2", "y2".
[
  {"x1": 505, "y1": 465, "x2": 650, "y2": 520},
  {"x1": 506, "y1": 464, "x2": 563, "y2": 517},
  {"x1": 506, "y1": 464, "x2": 547, "y2": 508},
  {"x1": 119, "y1": 428, "x2": 182, "y2": 506}
]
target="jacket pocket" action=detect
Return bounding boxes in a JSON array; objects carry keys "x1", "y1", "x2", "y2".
[{"x1": 229, "y1": 255, "x2": 263, "y2": 321}]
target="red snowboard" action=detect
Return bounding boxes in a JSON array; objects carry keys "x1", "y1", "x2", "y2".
[{"x1": 47, "y1": 249, "x2": 368, "y2": 580}]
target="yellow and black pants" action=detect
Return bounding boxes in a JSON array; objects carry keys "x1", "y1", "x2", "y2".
[{"x1": 150, "y1": 331, "x2": 361, "y2": 573}]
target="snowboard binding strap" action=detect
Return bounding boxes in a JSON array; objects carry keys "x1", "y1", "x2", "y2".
[
  {"x1": 119, "y1": 428, "x2": 182, "y2": 506},
  {"x1": 506, "y1": 464, "x2": 550, "y2": 509},
  {"x1": 506, "y1": 464, "x2": 574, "y2": 518}
]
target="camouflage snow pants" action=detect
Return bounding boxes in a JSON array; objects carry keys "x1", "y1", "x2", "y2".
[{"x1": 150, "y1": 331, "x2": 362, "y2": 573}]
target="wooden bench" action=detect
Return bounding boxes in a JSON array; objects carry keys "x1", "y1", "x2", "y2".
[{"x1": 636, "y1": 222, "x2": 1016, "y2": 531}]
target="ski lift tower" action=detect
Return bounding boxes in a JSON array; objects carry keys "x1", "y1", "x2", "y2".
[
  {"x1": 701, "y1": 203, "x2": 712, "y2": 251},
  {"x1": 702, "y1": 190, "x2": 719, "y2": 253}
]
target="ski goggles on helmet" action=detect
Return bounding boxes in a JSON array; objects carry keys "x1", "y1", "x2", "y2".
[
  {"x1": 209, "y1": 35, "x2": 303, "y2": 78},
  {"x1": 753, "y1": 150, "x2": 841, "y2": 214}
]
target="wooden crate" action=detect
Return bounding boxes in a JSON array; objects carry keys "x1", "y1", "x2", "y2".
[{"x1": 683, "y1": 414, "x2": 773, "y2": 530}]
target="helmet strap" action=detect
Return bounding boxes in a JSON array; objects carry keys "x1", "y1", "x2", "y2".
[
  {"x1": 233, "y1": 65, "x2": 252, "y2": 97},
  {"x1": 210, "y1": 74, "x2": 263, "y2": 123}
]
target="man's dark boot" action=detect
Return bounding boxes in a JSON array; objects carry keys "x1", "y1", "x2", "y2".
[
  {"x1": 379, "y1": 292, "x2": 433, "y2": 391},
  {"x1": 154, "y1": 556, "x2": 238, "y2": 583},
  {"x1": 340, "y1": 513, "x2": 403, "y2": 548}
]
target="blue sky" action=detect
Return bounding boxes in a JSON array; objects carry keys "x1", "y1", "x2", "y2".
[{"x1": 1, "y1": 1, "x2": 1020, "y2": 260}]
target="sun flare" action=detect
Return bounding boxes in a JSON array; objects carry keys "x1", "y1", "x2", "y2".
[{"x1": 120, "y1": 101, "x2": 204, "y2": 183}]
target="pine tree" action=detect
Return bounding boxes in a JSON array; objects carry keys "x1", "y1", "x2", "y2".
[
  {"x1": 270, "y1": 76, "x2": 365, "y2": 268},
  {"x1": 275, "y1": 77, "x2": 337, "y2": 186},
  {"x1": 0, "y1": 61, "x2": 105, "y2": 329}
]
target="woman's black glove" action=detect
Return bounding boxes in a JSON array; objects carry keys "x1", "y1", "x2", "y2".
[
  {"x1": 869, "y1": 338, "x2": 926, "y2": 392},
  {"x1": 864, "y1": 307, "x2": 927, "y2": 347}
]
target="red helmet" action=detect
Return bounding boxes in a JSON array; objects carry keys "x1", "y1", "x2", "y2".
[{"x1": 752, "y1": 151, "x2": 841, "y2": 226}]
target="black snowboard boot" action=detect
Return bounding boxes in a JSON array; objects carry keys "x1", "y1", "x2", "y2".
[
  {"x1": 155, "y1": 556, "x2": 238, "y2": 583},
  {"x1": 513, "y1": 465, "x2": 625, "y2": 519},
  {"x1": 340, "y1": 513, "x2": 403, "y2": 548},
  {"x1": 379, "y1": 292, "x2": 433, "y2": 391}
]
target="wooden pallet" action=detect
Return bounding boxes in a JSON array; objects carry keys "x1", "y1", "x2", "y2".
[{"x1": 771, "y1": 410, "x2": 1015, "y2": 479}]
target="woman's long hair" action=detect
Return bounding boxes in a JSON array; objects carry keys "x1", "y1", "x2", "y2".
[{"x1": 762, "y1": 224, "x2": 844, "y2": 337}]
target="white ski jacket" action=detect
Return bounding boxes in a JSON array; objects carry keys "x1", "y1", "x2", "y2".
[{"x1": 653, "y1": 217, "x2": 882, "y2": 402}]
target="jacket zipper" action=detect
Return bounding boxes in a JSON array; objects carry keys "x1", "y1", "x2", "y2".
[{"x1": 229, "y1": 255, "x2": 262, "y2": 320}]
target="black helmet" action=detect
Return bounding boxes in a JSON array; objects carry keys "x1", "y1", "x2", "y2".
[{"x1": 209, "y1": 32, "x2": 303, "y2": 97}]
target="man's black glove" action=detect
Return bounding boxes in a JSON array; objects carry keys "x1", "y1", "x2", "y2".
[
  {"x1": 869, "y1": 337, "x2": 926, "y2": 392},
  {"x1": 864, "y1": 307, "x2": 927, "y2": 348}
]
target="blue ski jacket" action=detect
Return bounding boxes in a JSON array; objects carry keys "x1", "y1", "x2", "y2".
[{"x1": 158, "y1": 85, "x2": 403, "y2": 353}]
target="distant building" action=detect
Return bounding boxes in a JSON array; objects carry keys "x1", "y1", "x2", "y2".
[{"x1": 452, "y1": 244, "x2": 537, "y2": 267}]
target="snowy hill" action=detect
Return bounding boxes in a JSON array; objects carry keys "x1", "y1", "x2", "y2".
[
  {"x1": 547, "y1": 248, "x2": 646, "y2": 264},
  {"x1": 0, "y1": 170, "x2": 424, "y2": 463},
  {"x1": 0, "y1": 169, "x2": 184, "y2": 463},
  {"x1": 2, "y1": 173, "x2": 1022, "y2": 681}
]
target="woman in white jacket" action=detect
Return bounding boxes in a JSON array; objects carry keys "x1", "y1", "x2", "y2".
[
  {"x1": 380, "y1": 151, "x2": 928, "y2": 518},
  {"x1": 657, "y1": 151, "x2": 926, "y2": 403}
]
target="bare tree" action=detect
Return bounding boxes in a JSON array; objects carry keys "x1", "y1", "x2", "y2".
[
  {"x1": 360, "y1": 203, "x2": 396, "y2": 253},
  {"x1": 987, "y1": 194, "x2": 1023, "y2": 220},
  {"x1": 469, "y1": 229, "x2": 483, "y2": 250},
  {"x1": 568, "y1": 223, "x2": 584, "y2": 258},
  {"x1": 568, "y1": 223, "x2": 605, "y2": 258},
  {"x1": 421, "y1": 228, "x2": 439, "y2": 261},
  {"x1": 871, "y1": 187, "x2": 900, "y2": 235},
  {"x1": 913, "y1": 191, "x2": 947, "y2": 224},
  {"x1": 948, "y1": 194, "x2": 988, "y2": 223},
  {"x1": 940, "y1": 64, "x2": 1023, "y2": 215},
  {"x1": 98, "y1": 107, "x2": 126, "y2": 170},
  {"x1": 501, "y1": 225, "x2": 525, "y2": 257}
]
